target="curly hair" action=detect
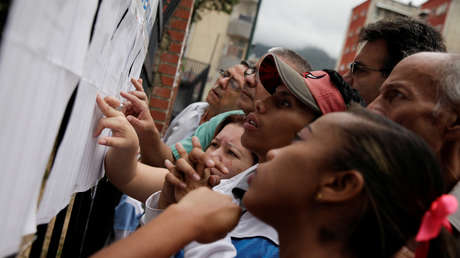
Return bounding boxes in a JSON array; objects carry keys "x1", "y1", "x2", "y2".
[
  {"x1": 322, "y1": 69, "x2": 366, "y2": 107},
  {"x1": 359, "y1": 17, "x2": 446, "y2": 77}
]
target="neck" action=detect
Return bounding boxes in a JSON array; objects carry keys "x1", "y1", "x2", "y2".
[
  {"x1": 257, "y1": 152, "x2": 267, "y2": 162},
  {"x1": 200, "y1": 109, "x2": 213, "y2": 124},
  {"x1": 275, "y1": 212, "x2": 352, "y2": 258},
  {"x1": 441, "y1": 140, "x2": 460, "y2": 190}
]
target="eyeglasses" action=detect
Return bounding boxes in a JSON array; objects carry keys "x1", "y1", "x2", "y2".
[
  {"x1": 244, "y1": 66, "x2": 256, "y2": 77},
  {"x1": 218, "y1": 68, "x2": 231, "y2": 78},
  {"x1": 218, "y1": 69, "x2": 241, "y2": 91},
  {"x1": 349, "y1": 61, "x2": 387, "y2": 75}
]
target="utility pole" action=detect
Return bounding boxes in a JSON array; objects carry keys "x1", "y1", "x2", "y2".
[{"x1": 245, "y1": 0, "x2": 263, "y2": 59}]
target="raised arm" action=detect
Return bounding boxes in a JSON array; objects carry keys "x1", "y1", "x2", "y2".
[
  {"x1": 95, "y1": 95, "x2": 168, "y2": 202},
  {"x1": 91, "y1": 187, "x2": 241, "y2": 258},
  {"x1": 121, "y1": 78, "x2": 174, "y2": 167}
]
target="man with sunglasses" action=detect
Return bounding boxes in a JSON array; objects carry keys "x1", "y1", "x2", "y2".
[{"x1": 343, "y1": 17, "x2": 446, "y2": 105}]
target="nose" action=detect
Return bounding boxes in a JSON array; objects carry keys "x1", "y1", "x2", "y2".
[
  {"x1": 255, "y1": 99, "x2": 267, "y2": 114},
  {"x1": 217, "y1": 76, "x2": 229, "y2": 90},
  {"x1": 343, "y1": 70, "x2": 353, "y2": 86},
  {"x1": 367, "y1": 95, "x2": 385, "y2": 116}
]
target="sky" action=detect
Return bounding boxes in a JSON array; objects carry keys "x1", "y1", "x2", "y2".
[{"x1": 252, "y1": 0, "x2": 428, "y2": 59}]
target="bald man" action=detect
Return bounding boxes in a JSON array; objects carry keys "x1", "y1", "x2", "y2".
[{"x1": 368, "y1": 52, "x2": 460, "y2": 229}]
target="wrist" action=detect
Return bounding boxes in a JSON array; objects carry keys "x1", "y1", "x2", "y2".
[
  {"x1": 158, "y1": 193, "x2": 173, "y2": 209},
  {"x1": 139, "y1": 129, "x2": 161, "y2": 152},
  {"x1": 166, "y1": 204, "x2": 201, "y2": 239}
]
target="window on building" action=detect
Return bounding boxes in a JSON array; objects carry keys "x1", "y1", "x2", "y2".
[
  {"x1": 239, "y1": 14, "x2": 252, "y2": 23},
  {"x1": 361, "y1": 10, "x2": 366, "y2": 17}
]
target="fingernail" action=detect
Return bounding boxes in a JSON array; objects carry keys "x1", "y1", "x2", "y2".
[
  {"x1": 98, "y1": 138, "x2": 106, "y2": 145},
  {"x1": 180, "y1": 182, "x2": 187, "y2": 188},
  {"x1": 193, "y1": 173, "x2": 201, "y2": 181},
  {"x1": 207, "y1": 159, "x2": 215, "y2": 167},
  {"x1": 223, "y1": 167, "x2": 229, "y2": 174}
]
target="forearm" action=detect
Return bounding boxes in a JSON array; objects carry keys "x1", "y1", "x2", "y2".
[
  {"x1": 104, "y1": 148, "x2": 138, "y2": 189},
  {"x1": 92, "y1": 204, "x2": 199, "y2": 258},
  {"x1": 139, "y1": 132, "x2": 174, "y2": 167},
  {"x1": 105, "y1": 151, "x2": 167, "y2": 202}
]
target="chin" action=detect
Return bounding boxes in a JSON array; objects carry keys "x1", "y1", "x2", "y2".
[
  {"x1": 241, "y1": 134, "x2": 259, "y2": 152},
  {"x1": 243, "y1": 191, "x2": 272, "y2": 224}
]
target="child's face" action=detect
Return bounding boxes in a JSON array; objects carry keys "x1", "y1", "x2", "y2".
[
  {"x1": 243, "y1": 113, "x2": 348, "y2": 224},
  {"x1": 205, "y1": 123, "x2": 255, "y2": 179}
]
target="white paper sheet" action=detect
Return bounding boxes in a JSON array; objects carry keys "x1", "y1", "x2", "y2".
[
  {"x1": 0, "y1": 0, "x2": 98, "y2": 256},
  {"x1": 36, "y1": 0, "x2": 158, "y2": 225}
]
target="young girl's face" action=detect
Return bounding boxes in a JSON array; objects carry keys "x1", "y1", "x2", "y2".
[
  {"x1": 205, "y1": 123, "x2": 255, "y2": 179},
  {"x1": 243, "y1": 113, "x2": 350, "y2": 224}
]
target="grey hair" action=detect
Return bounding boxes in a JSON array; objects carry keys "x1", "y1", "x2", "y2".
[
  {"x1": 434, "y1": 54, "x2": 460, "y2": 116},
  {"x1": 268, "y1": 47, "x2": 312, "y2": 74}
]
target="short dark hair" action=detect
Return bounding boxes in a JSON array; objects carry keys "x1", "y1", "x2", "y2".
[
  {"x1": 359, "y1": 17, "x2": 446, "y2": 77},
  {"x1": 323, "y1": 69, "x2": 366, "y2": 107}
]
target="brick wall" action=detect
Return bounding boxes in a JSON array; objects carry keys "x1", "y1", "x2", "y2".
[{"x1": 148, "y1": 0, "x2": 195, "y2": 133}]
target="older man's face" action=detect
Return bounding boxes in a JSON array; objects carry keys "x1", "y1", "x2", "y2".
[
  {"x1": 206, "y1": 64, "x2": 246, "y2": 114},
  {"x1": 237, "y1": 58, "x2": 270, "y2": 114},
  {"x1": 368, "y1": 54, "x2": 445, "y2": 153}
]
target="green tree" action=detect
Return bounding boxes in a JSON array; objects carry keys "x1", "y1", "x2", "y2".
[{"x1": 192, "y1": 0, "x2": 240, "y2": 22}]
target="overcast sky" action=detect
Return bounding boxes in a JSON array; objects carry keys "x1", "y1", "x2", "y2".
[{"x1": 252, "y1": 0, "x2": 428, "y2": 58}]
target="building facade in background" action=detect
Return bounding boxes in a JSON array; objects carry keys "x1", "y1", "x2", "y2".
[
  {"x1": 336, "y1": 0, "x2": 460, "y2": 74},
  {"x1": 182, "y1": 0, "x2": 259, "y2": 100}
]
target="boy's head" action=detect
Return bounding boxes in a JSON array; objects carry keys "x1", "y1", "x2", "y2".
[{"x1": 242, "y1": 54, "x2": 363, "y2": 159}]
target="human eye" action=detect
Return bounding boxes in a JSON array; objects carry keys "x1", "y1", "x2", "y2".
[
  {"x1": 383, "y1": 88, "x2": 406, "y2": 103},
  {"x1": 276, "y1": 97, "x2": 292, "y2": 108},
  {"x1": 228, "y1": 149, "x2": 239, "y2": 159},
  {"x1": 209, "y1": 141, "x2": 219, "y2": 148}
]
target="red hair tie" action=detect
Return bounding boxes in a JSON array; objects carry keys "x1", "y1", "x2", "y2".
[{"x1": 415, "y1": 194, "x2": 458, "y2": 258}]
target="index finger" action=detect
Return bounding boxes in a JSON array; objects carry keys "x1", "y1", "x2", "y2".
[
  {"x1": 176, "y1": 143, "x2": 189, "y2": 160},
  {"x1": 192, "y1": 136, "x2": 203, "y2": 150},
  {"x1": 96, "y1": 95, "x2": 122, "y2": 118},
  {"x1": 120, "y1": 91, "x2": 146, "y2": 109},
  {"x1": 130, "y1": 77, "x2": 144, "y2": 92}
]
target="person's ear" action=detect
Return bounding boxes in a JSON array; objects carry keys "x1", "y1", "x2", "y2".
[{"x1": 316, "y1": 170, "x2": 364, "y2": 203}]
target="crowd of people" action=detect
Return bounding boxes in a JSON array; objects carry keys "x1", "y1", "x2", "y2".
[{"x1": 91, "y1": 16, "x2": 460, "y2": 258}]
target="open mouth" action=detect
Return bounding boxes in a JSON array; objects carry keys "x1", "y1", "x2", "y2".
[
  {"x1": 212, "y1": 88, "x2": 221, "y2": 98},
  {"x1": 244, "y1": 113, "x2": 259, "y2": 130}
]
